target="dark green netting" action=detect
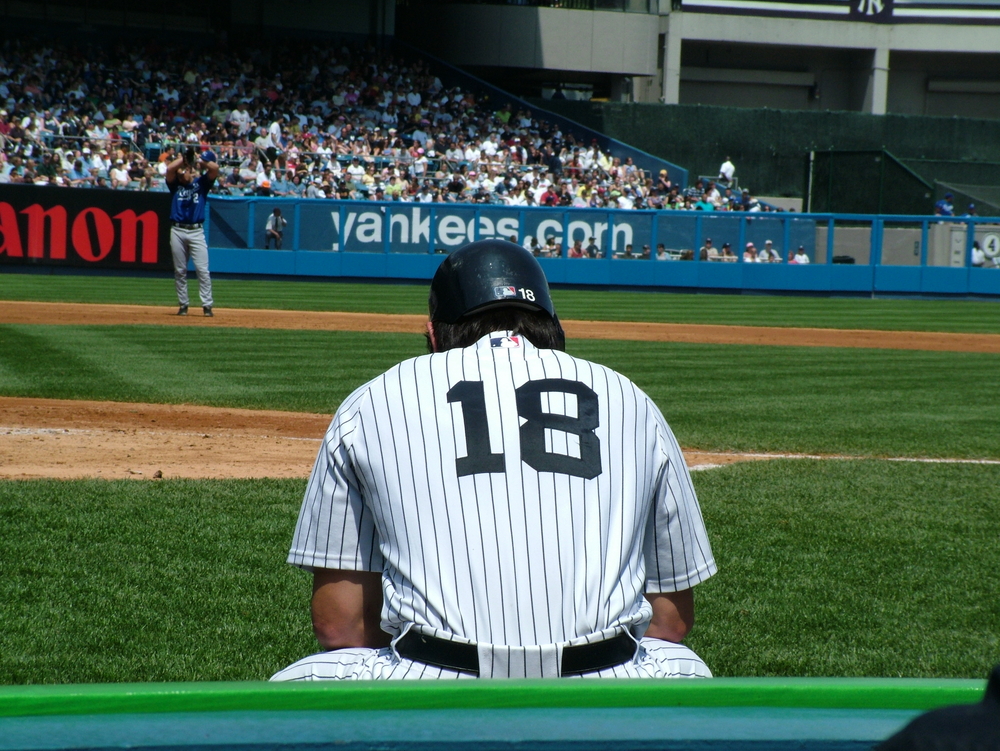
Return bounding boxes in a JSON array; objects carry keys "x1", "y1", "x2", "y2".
[{"x1": 535, "y1": 101, "x2": 1000, "y2": 212}]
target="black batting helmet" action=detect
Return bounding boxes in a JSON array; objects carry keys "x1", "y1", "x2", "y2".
[{"x1": 428, "y1": 239, "x2": 556, "y2": 324}]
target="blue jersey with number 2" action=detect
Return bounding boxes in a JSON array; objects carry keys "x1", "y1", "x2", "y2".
[{"x1": 168, "y1": 174, "x2": 214, "y2": 223}]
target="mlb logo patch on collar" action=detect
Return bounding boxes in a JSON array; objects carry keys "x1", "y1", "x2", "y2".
[{"x1": 490, "y1": 335, "x2": 522, "y2": 348}]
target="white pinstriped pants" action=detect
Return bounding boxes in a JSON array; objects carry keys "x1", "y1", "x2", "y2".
[
  {"x1": 269, "y1": 637, "x2": 712, "y2": 681},
  {"x1": 170, "y1": 226, "x2": 213, "y2": 308}
]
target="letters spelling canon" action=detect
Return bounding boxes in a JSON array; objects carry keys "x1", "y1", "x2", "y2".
[{"x1": 0, "y1": 201, "x2": 159, "y2": 264}]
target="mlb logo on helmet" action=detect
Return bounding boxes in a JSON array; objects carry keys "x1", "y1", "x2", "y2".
[{"x1": 494, "y1": 286, "x2": 517, "y2": 299}]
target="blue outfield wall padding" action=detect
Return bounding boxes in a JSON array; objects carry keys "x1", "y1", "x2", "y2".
[
  {"x1": 921, "y1": 267, "x2": 969, "y2": 295},
  {"x1": 828, "y1": 265, "x2": 875, "y2": 293},
  {"x1": 875, "y1": 266, "x2": 923, "y2": 293},
  {"x1": 3, "y1": 187, "x2": 999, "y2": 299},
  {"x1": 295, "y1": 249, "x2": 344, "y2": 277},
  {"x1": 970, "y1": 267, "x2": 1000, "y2": 295},
  {"x1": 668, "y1": 261, "x2": 708, "y2": 289},
  {"x1": 186, "y1": 198, "x2": 1000, "y2": 299}
]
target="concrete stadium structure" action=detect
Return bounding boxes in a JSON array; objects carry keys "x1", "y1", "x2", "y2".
[
  {"x1": 396, "y1": 0, "x2": 1000, "y2": 119},
  {"x1": 7, "y1": 0, "x2": 1000, "y2": 118}
]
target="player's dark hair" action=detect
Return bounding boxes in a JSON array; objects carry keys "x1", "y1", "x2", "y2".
[{"x1": 430, "y1": 308, "x2": 565, "y2": 353}]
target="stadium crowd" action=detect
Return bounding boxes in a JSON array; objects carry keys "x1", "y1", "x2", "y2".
[{"x1": 0, "y1": 34, "x2": 773, "y2": 212}]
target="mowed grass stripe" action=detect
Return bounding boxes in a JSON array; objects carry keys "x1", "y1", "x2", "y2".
[
  {"x1": 0, "y1": 325, "x2": 420, "y2": 414},
  {"x1": 1, "y1": 460, "x2": 996, "y2": 683},
  {"x1": 0, "y1": 478, "x2": 312, "y2": 684},
  {"x1": 689, "y1": 460, "x2": 1000, "y2": 679},
  {"x1": 2, "y1": 272, "x2": 999, "y2": 333},
  {"x1": 4, "y1": 302, "x2": 998, "y2": 354},
  {"x1": 2, "y1": 325, "x2": 997, "y2": 459}
]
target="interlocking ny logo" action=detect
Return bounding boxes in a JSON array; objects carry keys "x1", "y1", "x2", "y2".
[{"x1": 857, "y1": 0, "x2": 884, "y2": 15}]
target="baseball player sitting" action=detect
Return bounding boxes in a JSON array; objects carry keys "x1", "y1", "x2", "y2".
[{"x1": 271, "y1": 239, "x2": 717, "y2": 681}]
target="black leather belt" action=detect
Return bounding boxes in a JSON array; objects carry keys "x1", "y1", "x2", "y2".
[
  {"x1": 171, "y1": 222, "x2": 203, "y2": 229},
  {"x1": 395, "y1": 630, "x2": 637, "y2": 677}
]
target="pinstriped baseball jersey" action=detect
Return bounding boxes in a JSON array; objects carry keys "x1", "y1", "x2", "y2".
[{"x1": 288, "y1": 331, "x2": 716, "y2": 649}]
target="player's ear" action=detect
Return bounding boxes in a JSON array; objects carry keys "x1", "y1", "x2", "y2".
[{"x1": 426, "y1": 321, "x2": 439, "y2": 353}]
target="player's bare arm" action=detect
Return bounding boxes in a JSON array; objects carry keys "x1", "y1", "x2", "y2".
[
  {"x1": 311, "y1": 569, "x2": 390, "y2": 650},
  {"x1": 644, "y1": 589, "x2": 695, "y2": 643},
  {"x1": 201, "y1": 154, "x2": 220, "y2": 181},
  {"x1": 164, "y1": 156, "x2": 185, "y2": 183}
]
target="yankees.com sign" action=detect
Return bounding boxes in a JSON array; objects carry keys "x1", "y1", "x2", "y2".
[
  {"x1": 0, "y1": 185, "x2": 171, "y2": 270},
  {"x1": 223, "y1": 201, "x2": 662, "y2": 255},
  {"x1": 322, "y1": 204, "x2": 648, "y2": 254}
]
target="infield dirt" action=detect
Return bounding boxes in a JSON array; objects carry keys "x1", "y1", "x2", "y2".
[{"x1": 2, "y1": 301, "x2": 995, "y2": 479}]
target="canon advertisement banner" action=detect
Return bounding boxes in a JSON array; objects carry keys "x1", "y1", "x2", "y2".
[{"x1": 0, "y1": 184, "x2": 171, "y2": 271}]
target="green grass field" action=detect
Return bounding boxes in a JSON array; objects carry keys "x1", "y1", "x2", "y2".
[
  {"x1": 4, "y1": 272, "x2": 1000, "y2": 331},
  {"x1": 0, "y1": 271, "x2": 998, "y2": 683},
  {"x1": 2, "y1": 324, "x2": 997, "y2": 458}
]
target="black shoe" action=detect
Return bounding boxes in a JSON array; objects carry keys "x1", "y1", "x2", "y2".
[
  {"x1": 177, "y1": 305, "x2": 188, "y2": 316},
  {"x1": 203, "y1": 306, "x2": 214, "y2": 317}
]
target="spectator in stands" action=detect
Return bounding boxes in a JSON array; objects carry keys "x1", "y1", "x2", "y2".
[
  {"x1": 700, "y1": 237, "x2": 716, "y2": 260},
  {"x1": 704, "y1": 180, "x2": 721, "y2": 208},
  {"x1": 693, "y1": 194, "x2": 714, "y2": 211},
  {"x1": 934, "y1": 193, "x2": 955, "y2": 216},
  {"x1": 0, "y1": 34, "x2": 690, "y2": 212},
  {"x1": 718, "y1": 156, "x2": 735, "y2": 186},
  {"x1": 721, "y1": 242, "x2": 737, "y2": 262},
  {"x1": 271, "y1": 170, "x2": 291, "y2": 197},
  {"x1": 655, "y1": 169, "x2": 671, "y2": 194},
  {"x1": 971, "y1": 240, "x2": 986, "y2": 267},
  {"x1": 539, "y1": 182, "x2": 560, "y2": 207},
  {"x1": 744, "y1": 242, "x2": 758, "y2": 262},
  {"x1": 253, "y1": 127, "x2": 274, "y2": 165},
  {"x1": 110, "y1": 159, "x2": 130, "y2": 189},
  {"x1": 617, "y1": 185, "x2": 635, "y2": 210},
  {"x1": 223, "y1": 166, "x2": 243, "y2": 190},
  {"x1": 268, "y1": 116, "x2": 284, "y2": 159},
  {"x1": 684, "y1": 179, "x2": 705, "y2": 201},
  {"x1": 793, "y1": 246, "x2": 810, "y2": 264}
]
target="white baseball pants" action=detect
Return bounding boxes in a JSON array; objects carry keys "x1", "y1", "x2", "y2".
[
  {"x1": 269, "y1": 637, "x2": 712, "y2": 681},
  {"x1": 171, "y1": 226, "x2": 213, "y2": 308}
]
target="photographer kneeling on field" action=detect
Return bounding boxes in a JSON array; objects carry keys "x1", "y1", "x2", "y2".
[{"x1": 264, "y1": 208, "x2": 287, "y2": 250}]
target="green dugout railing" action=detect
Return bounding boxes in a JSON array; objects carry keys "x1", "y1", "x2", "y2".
[{"x1": 0, "y1": 677, "x2": 986, "y2": 718}]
